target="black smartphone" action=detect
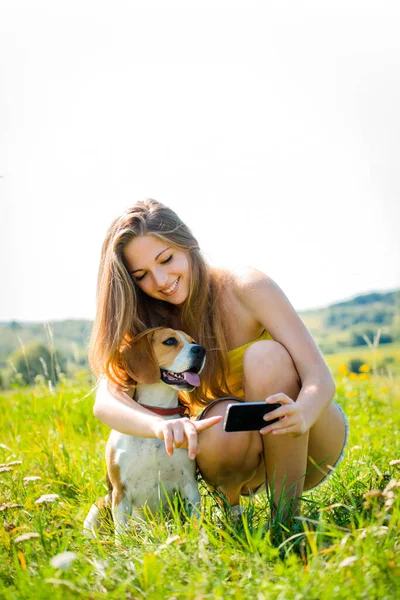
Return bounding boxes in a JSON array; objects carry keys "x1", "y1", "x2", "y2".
[{"x1": 223, "y1": 401, "x2": 281, "y2": 432}]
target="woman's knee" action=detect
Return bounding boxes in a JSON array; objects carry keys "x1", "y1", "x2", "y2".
[{"x1": 243, "y1": 340, "x2": 301, "y2": 398}]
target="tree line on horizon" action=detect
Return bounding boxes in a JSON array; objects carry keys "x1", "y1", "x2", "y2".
[{"x1": 0, "y1": 289, "x2": 398, "y2": 389}]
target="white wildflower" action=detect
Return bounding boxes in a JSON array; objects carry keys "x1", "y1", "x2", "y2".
[
  {"x1": 35, "y1": 494, "x2": 59, "y2": 504},
  {"x1": 339, "y1": 556, "x2": 357, "y2": 568},
  {"x1": 50, "y1": 551, "x2": 77, "y2": 570}
]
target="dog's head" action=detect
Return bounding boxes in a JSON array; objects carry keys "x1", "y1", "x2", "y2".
[{"x1": 121, "y1": 328, "x2": 206, "y2": 392}]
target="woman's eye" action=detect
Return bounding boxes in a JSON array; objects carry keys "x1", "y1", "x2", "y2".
[
  {"x1": 134, "y1": 254, "x2": 172, "y2": 282},
  {"x1": 162, "y1": 337, "x2": 177, "y2": 346}
]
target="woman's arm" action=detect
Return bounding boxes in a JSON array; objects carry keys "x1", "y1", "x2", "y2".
[
  {"x1": 94, "y1": 378, "x2": 165, "y2": 437},
  {"x1": 93, "y1": 379, "x2": 222, "y2": 458},
  {"x1": 235, "y1": 268, "x2": 336, "y2": 434}
]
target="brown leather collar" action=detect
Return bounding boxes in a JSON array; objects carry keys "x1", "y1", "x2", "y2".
[{"x1": 139, "y1": 403, "x2": 190, "y2": 417}]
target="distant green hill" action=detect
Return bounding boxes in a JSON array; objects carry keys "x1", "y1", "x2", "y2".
[
  {"x1": 300, "y1": 289, "x2": 400, "y2": 354},
  {"x1": 0, "y1": 289, "x2": 399, "y2": 383}
]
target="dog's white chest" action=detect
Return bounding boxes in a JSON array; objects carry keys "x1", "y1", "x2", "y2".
[{"x1": 108, "y1": 431, "x2": 197, "y2": 512}]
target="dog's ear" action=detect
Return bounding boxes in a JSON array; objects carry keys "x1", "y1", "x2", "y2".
[{"x1": 122, "y1": 332, "x2": 160, "y2": 385}]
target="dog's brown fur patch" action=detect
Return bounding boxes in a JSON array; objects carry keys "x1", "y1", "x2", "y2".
[
  {"x1": 152, "y1": 329, "x2": 195, "y2": 369},
  {"x1": 106, "y1": 444, "x2": 126, "y2": 509}
]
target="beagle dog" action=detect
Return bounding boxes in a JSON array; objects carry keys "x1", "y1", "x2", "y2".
[{"x1": 83, "y1": 327, "x2": 206, "y2": 539}]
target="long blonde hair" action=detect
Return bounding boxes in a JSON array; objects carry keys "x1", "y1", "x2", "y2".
[{"x1": 89, "y1": 199, "x2": 233, "y2": 407}]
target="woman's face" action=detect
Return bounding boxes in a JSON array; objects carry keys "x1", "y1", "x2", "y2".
[{"x1": 123, "y1": 234, "x2": 191, "y2": 305}]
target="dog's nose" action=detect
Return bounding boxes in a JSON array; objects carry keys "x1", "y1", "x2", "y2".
[{"x1": 190, "y1": 345, "x2": 206, "y2": 359}]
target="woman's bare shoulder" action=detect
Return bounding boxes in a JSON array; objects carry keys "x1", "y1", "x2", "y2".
[
  {"x1": 212, "y1": 265, "x2": 272, "y2": 297},
  {"x1": 211, "y1": 265, "x2": 276, "y2": 323}
]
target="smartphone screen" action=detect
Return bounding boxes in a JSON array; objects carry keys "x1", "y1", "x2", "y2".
[{"x1": 223, "y1": 401, "x2": 281, "y2": 432}]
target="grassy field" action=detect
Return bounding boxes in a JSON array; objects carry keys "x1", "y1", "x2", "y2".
[
  {"x1": 325, "y1": 344, "x2": 400, "y2": 376},
  {"x1": 0, "y1": 364, "x2": 399, "y2": 599}
]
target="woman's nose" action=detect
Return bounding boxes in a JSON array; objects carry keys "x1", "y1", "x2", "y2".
[{"x1": 153, "y1": 269, "x2": 168, "y2": 288}]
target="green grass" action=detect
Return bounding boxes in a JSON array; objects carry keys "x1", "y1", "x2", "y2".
[
  {"x1": 325, "y1": 343, "x2": 400, "y2": 376},
  {"x1": 0, "y1": 370, "x2": 399, "y2": 599}
]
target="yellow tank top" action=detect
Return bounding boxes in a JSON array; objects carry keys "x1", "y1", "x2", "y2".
[{"x1": 227, "y1": 330, "x2": 273, "y2": 398}]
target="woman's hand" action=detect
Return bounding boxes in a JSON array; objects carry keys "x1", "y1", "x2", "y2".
[
  {"x1": 153, "y1": 415, "x2": 222, "y2": 460},
  {"x1": 260, "y1": 393, "x2": 308, "y2": 437}
]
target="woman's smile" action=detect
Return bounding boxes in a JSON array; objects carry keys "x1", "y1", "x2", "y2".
[{"x1": 160, "y1": 276, "x2": 180, "y2": 296}]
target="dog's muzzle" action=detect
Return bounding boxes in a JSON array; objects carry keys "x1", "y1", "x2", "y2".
[{"x1": 160, "y1": 344, "x2": 206, "y2": 389}]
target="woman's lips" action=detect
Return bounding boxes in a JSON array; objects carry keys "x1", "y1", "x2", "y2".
[{"x1": 160, "y1": 277, "x2": 180, "y2": 296}]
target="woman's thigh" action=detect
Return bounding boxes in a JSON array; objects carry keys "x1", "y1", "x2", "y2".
[{"x1": 242, "y1": 340, "x2": 348, "y2": 491}]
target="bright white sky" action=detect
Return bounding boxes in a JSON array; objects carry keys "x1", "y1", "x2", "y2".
[{"x1": 1, "y1": 1, "x2": 399, "y2": 322}]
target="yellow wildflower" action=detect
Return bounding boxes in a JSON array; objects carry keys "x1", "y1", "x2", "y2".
[
  {"x1": 359, "y1": 364, "x2": 371, "y2": 373},
  {"x1": 381, "y1": 387, "x2": 388, "y2": 393},
  {"x1": 348, "y1": 390, "x2": 358, "y2": 397},
  {"x1": 338, "y1": 364, "x2": 349, "y2": 376},
  {"x1": 349, "y1": 372, "x2": 358, "y2": 381},
  {"x1": 358, "y1": 373, "x2": 369, "y2": 381}
]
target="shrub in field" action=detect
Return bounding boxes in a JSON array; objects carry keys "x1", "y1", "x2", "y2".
[
  {"x1": 346, "y1": 358, "x2": 374, "y2": 374},
  {"x1": 7, "y1": 342, "x2": 66, "y2": 386},
  {"x1": 350, "y1": 330, "x2": 394, "y2": 346},
  {"x1": 346, "y1": 358, "x2": 366, "y2": 373}
]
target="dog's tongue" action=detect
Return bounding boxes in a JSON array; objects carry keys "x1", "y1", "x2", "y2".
[{"x1": 183, "y1": 371, "x2": 200, "y2": 387}]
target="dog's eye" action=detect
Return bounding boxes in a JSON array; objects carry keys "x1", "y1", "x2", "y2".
[{"x1": 162, "y1": 337, "x2": 178, "y2": 346}]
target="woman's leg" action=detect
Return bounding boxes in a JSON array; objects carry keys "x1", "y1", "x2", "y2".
[
  {"x1": 197, "y1": 340, "x2": 347, "y2": 508},
  {"x1": 241, "y1": 340, "x2": 307, "y2": 511},
  {"x1": 196, "y1": 399, "x2": 264, "y2": 506},
  {"x1": 242, "y1": 341, "x2": 347, "y2": 495}
]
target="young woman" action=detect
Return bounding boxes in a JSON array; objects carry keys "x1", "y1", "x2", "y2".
[{"x1": 90, "y1": 199, "x2": 348, "y2": 515}]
